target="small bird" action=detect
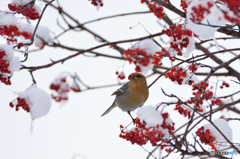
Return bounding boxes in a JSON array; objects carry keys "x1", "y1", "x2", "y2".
[{"x1": 101, "y1": 72, "x2": 149, "y2": 121}]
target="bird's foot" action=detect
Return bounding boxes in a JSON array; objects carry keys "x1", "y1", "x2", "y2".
[{"x1": 127, "y1": 111, "x2": 136, "y2": 124}]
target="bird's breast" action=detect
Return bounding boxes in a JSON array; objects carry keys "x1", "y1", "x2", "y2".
[{"x1": 116, "y1": 87, "x2": 149, "y2": 112}]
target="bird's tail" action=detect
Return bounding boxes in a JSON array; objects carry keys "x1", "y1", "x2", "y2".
[{"x1": 101, "y1": 101, "x2": 117, "y2": 117}]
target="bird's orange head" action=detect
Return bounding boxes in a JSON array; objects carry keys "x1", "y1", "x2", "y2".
[{"x1": 128, "y1": 72, "x2": 147, "y2": 87}]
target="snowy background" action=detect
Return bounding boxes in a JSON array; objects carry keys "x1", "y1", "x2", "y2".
[{"x1": 0, "y1": 0, "x2": 240, "y2": 159}]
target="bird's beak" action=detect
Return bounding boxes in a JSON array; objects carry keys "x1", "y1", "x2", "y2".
[{"x1": 128, "y1": 74, "x2": 133, "y2": 80}]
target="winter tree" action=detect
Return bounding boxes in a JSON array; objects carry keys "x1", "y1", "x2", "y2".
[{"x1": 0, "y1": 0, "x2": 240, "y2": 158}]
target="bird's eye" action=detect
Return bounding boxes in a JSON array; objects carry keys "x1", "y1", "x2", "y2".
[{"x1": 136, "y1": 75, "x2": 141, "y2": 78}]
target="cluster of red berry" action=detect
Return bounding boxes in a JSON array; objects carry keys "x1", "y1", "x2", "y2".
[
  {"x1": 115, "y1": 71, "x2": 125, "y2": 80},
  {"x1": 165, "y1": 65, "x2": 188, "y2": 85},
  {"x1": 0, "y1": 25, "x2": 18, "y2": 37},
  {"x1": 165, "y1": 148, "x2": 173, "y2": 153},
  {"x1": 192, "y1": 80, "x2": 209, "y2": 92},
  {"x1": 120, "y1": 113, "x2": 174, "y2": 147},
  {"x1": 0, "y1": 74, "x2": 11, "y2": 85},
  {"x1": 220, "y1": 0, "x2": 240, "y2": 23},
  {"x1": 50, "y1": 78, "x2": 69, "y2": 102},
  {"x1": 124, "y1": 48, "x2": 152, "y2": 72},
  {"x1": 9, "y1": 97, "x2": 30, "y2": 112},
  {"x1": 17, "y1": 42, "x2": 24, "y2": 49},
  {"x1": 152, "y1": 54, "x2": 162, "y2": 67},
  {"x1": 196, "y1": 126, "x2": 218, "y2": 151},
  {"x1": 0, "y1": 24, "x2": 32, "y2": 43},
  {"x1": 147, "y1": 1, "x2": 165, "y2": 20},
  {"x1": 119, "y1": 118, "x2": 165, "y2": 146},
  {"x1": 19, "y1": 31, "x2": 32, "y2": 40},
  {"x1": 152, "y1": 48, "x2": 175, "y2": 67},
  {"x1": 88, "y1": 0, "x2": 103, "y2": 7},
  {"x1": 162, "y1": 24, "x2": 193, "y2": 56},
  {"x1": 211, "y1": 98, "x2": 223, "y2": 105},
  {"x1": 0, "y1": 49, "x2": 11, "y2": 85},
  {"x1": 0, "y1": 25, "x2": 19, "y2": 43},
  {"x1": 189, "y1": 0, "x2": 240, "y2": 23},
  {"x1": 8, "y1": 3, "x2": 40, "y2": 20},
  {"x1": 188, "y1": 64, "x2": 198, "y2": 73},
  {"x1": 188, "y1": 81, "x2": 214, "y2": 112},
  {"x1": 202, "y1": 90, "x2": 214, "y2": 100},
  {"x1": 220, "y1": 81, "x2": 230, "y2": 89},
  {"x1": 174, "y1": 100, "x2": 192, "y2": 119},
  {"x1": 161, "y1": 113, "x2": 175, "y2": 135},
  {"x1": 50, "y1": 77, "x2": 80, "y2": 102},
  {"x1": 180, "y1": 0, "x2": 188, "y2": 13},
  {"x1": 190, "y1": 2, "x2": 214, "y2": 22}
]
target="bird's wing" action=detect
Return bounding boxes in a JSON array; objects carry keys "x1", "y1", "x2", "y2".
[{"x1": 111, "y1": 82, "x2": 129, "y2": 96}]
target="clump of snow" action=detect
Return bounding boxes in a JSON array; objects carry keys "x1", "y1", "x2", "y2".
[
  {"x1": 199, "y1": 104, "x2": 206, "y2": 113},
  {"x1": 0, "y1": 44, "x2": 20, "y2": 76},
  {"x1": 18, "y1": 86, "x2": 52, "y2": 120},
  {"x1": 212, "y1": 36, "x2": 220, "y2": 50},
  {"x1": 186, "y1": 0, "x2": 226, "y2": 39},
  {"x1": 137, "y1": 105, "x2": 163, "y2": 126},
  {"x1": 34, "y1": 4, "x2": 41, "y2": 14},
  {"x1": 204, "y1": 119, "x2": 232, "y2": 149},
  {"x1": 166, "y1": 47, "x2": 178, "y2": 57},
  {"x1": 18, "y1": 22, "x2": 34, "y2": 40},
  {"x1": 11, "y1": 0, "x2": 41, "y2": 11},
  {"x1": 34, "y1": 26, "x2": 53, "y2": 49},
  {"x1": 132, "y1": 39, "x2": 160, "y2": 74},
  {"x1": 11, "y1": 0, "x2": 33, "y2": 5},
  {"x1": 8, "y1": 56, "x2": 21, "y2": 72},
  {"x1": 0, "y1": 13, "x2": 19, "y2": 27},
  {"x1": 118, "y1": 71, "x2": 125, "y2": 79},
  {"x1": 183, "y1": 33, "x2": 195, "y2": 58},
  {"x1": 137, "y1": 105, "x2": 174, "y2": 138},
  {"x1": 20, "y1": 39, "x2": 31, "y2": 44},
  {"x1": 10, "y1": 0, "x2": 42, "y2": 15},
  {"x1": 190, "y1": 74, "x2": 200, "y2": 84},
  {"x1": 95, "y1": 0, "x2": 103, "y2": 10},
  {"x1": 0, "y1": 44, "x2": 14, "y2": 60},
  {"x1": 18, "y1": 22, "x2": 33, "y2": 34}
]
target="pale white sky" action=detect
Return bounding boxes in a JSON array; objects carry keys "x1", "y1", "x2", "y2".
[{"x1": 0, "y1": 0, "x2": 240, "y2": 159}]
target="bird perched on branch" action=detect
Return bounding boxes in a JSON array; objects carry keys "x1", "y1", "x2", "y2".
[{"x1": 101, "y1": 72, "x2": 149, "y2": 121}]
